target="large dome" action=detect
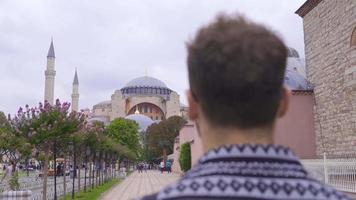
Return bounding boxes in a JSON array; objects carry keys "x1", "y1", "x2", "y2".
[
  {"x1": 121, "y1": 76, "x2": 172, "y2": 97},
  {"x1": 125, "y1": 113, "x2": 154, "y2": 131},
  {"x1": 125, "y1": 76, "x2": 167, "y2": 88}
]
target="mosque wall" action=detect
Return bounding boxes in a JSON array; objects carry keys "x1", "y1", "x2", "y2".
[
  {"x1": 127, "y1": 96, "x2": 166, "y2": 117},
  {"x1": 301, "y1": 0, "x2": 356, "y2": 156},
  {"x1": 166, "y1": 92, "x2": 180, "y2": 118},
  {"x1": 110, "y1": 90, "x2": 126, "y2": 120}
]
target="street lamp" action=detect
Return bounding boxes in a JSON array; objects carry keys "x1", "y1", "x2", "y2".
[
  {"x1": 84, "y1": 147, "x2": 91, "y2": 192},
  {"x1": 68, "y1": 142, "x2": 76, "y2": 200}
]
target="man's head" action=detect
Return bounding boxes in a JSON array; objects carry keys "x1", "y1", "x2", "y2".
[{"x1": 187, "y1": 14, "x2": 289, "y2": 132}]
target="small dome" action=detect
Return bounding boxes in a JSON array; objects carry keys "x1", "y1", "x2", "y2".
[
  {"x1": 125, "y1": 76, "x2": 167, "y2": 88},
  {"x1": 93, "y1": 100, "x2": 111, "y2": 109},
  {"x1": 287, "y1": 47, "x2": 300, "y2": 58},
  {"x1": 125, "y1": 114, "x2": 154, "y2": 131},
  {"x1": 87, "y1": 116, "x2": 109, "y2": 125},
  {"x1": 284, "y1": 69, "x2": 312, "y2": 90}
]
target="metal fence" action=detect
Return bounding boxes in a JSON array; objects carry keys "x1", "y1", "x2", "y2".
[
  {"x1": 1, "y1": 168, "x2": 125, "y2": 200},
  {"x1": 301, "y1": 153, "x2": 356, "y2": 193}
]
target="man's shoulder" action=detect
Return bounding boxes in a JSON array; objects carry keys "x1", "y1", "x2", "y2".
[
  {"x1": 138, "y1": 175, "x2": 352, "y2": 200},
  {"x1": 139, "y1": 192, "x2": 158, "y2": 200}
]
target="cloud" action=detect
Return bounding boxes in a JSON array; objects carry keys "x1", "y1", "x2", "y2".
[{"x1": 0, "y1": 0, "x2": 306, "y2": 114}]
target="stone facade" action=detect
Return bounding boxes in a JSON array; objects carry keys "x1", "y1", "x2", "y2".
[
  {"x1": 297, "y1": 0, "x2": 356, "y2": 155},
  {"x1": 92, "y1": 76, "x2": 183, "y2": 122}
]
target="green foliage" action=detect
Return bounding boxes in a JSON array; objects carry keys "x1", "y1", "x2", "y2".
[
  {"x1": 62, "y1": 178, "x2": 119, "y2": 200},
  {"x1": 107, "y1": 118, "x2": 140, "y2": 155},
  {"x1": 9, "y1": 171, "x2": 20, "y2": 191},
  {"x1": 179, "y1": 142, "x2": 191, "y2": 172},
  {"x1": 145, "y1": 116, "x2": 186, "y2": 160}
]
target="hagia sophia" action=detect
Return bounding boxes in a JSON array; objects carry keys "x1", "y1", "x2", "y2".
[
  {"x1": 42, "y1": 39, "x2": 188, "y2": 132},
  {"x1": 90, "y1": 75, "x2": 186, "y2": 128}
]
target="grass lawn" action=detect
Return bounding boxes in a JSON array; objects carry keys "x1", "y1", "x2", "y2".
[{"x1": 61, "y1": 179, "x2": 119, "y2": 200}]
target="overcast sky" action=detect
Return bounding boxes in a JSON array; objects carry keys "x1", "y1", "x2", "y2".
[{"x1": 0, "y1": 0, "x2": 306, "y2": 115}]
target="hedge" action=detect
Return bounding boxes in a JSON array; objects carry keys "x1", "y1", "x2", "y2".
[{"x1": 179, "y1": 142, "x2": 191, "y2": 172}]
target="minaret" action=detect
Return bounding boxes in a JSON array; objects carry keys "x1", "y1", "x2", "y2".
[
  {"x1": 44, "y1": 39, "x2": 56, "y2": 104},
  {"x1": 71, "y1": 69, "x2": 79, "y2": 112}
]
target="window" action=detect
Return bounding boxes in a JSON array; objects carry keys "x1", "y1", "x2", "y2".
[
  {"x1": 149, "y1": 107, "x2": 152, "y2": 113},
  {"x1": 351, "y1": 27, "x2": 356, "y2": 47},
  {"x1": 156, "y1": 116, "x2": 158, "y2": 120},
  {"x1": 144, "y1": 106, "x2": 148, "y2": 113}
]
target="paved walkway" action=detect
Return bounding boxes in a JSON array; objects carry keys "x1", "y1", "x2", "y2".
[{"x1": 100, "y1": 170, "x2": 180, "y2": 200}]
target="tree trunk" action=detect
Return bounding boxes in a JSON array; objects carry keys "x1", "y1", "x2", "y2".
[
  {"x1": 72, "y1": 149, "x2": 76, "y2": 200},
  {"x1": 88, "y1": 162, "x2": 93, "y2": 190},
  {"x1": 26, "y1": 158, "x2": 29, "y2": 177},
  {"x1": 42, "y1": 146, "x2": 50, "y2": 200},
  {"x1": 163, "y1": 148, "x2": 167, "y2": 163},
  {"x1": 84, "y1": 155, "x2": 87, "y2": 192}
]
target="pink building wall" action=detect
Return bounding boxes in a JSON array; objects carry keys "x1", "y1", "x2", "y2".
[
  {"x1": 172, "y1": 122, "x2": 203, "y2": 173},
  {"x1": 274, "y1": 91, "x2": 316, "y2": 158},
  {"x1": 172, "y1": 92, "x2": 316, "y2": 172}
]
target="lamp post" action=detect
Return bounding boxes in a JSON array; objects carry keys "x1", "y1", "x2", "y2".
[
  {"x1": 84, "y1": 147, "x2": 90, "y2": 192},
  {"x1": 96, "y1": 151, "x2": 100, "y2": 186},
  {"x1": 69, "y1": 142, "x2": 76, "y2": 200},
  {"x1": 53, "y1": 141, "x2": 57, "y2": 200}
]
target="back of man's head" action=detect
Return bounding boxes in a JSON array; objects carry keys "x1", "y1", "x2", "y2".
[{"x1": 187, "y1": 14, "x2": 287, "y2": 129}]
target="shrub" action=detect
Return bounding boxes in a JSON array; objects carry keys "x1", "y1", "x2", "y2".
[
  {"x1": 179, "y1": 142, "x2": 191, "y2": 172},
  {"x1": 9, "y1": 171, "x2": 20, "y2": 191}
]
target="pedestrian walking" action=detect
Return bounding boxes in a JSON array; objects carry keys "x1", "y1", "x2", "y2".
[
  {"x1": 159, "y1": 161, "x2": 164, "y2": 173},
  {"x1": 165, "y1": 161, "x2": 172, "y2": 174}
]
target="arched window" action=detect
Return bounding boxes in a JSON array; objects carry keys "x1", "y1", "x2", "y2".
[{"x1": 351, "y1": 27, "x2": 356, "y2": 47}]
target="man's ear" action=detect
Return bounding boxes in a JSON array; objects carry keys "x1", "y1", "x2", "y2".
[
  {"x1": 277, "y1": 87, "x2": 291, "y2": 118},
  {"x1": 187, "y1": 90, "x2": 199, "y2": 121}
]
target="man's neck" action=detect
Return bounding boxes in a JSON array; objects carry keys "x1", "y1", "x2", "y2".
[{"x1": 198, "y1": 123, "x2": 274, "y2": 152}]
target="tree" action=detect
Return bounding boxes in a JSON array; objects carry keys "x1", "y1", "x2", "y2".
[
  {"x1": 0, "y1": 111, "x2": 10, "y2": 159},
  {"x1": 107, "y1": 118, "x2": 140, "y2": 155},
  {"x1": 29, "y1": 100, "x2": 86, "y2": 200},
  {"x1": 1, "y1": 107, "x2": 33, "y2": 190},
  {"x1": 145, "y1": 116, "x2": 186, "y2": 161}
]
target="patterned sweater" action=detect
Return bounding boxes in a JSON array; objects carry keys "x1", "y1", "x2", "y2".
[{"x1": 140, "y1": 144, "x2": 351, "y2": 200}]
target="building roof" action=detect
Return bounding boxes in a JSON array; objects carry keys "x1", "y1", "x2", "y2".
[
  {"x1": 93, "y1": 100, "x2": 111, "y2": 108},
  {"x1": 124, "y1": 76, "x2": 167, "y2": 88},
  {"x1": 73, "y1": 69, "x2": 79, "y2": 85},
  {"x1": 47, "y1": 39, "x2": 55, "y2": 58},
  {"x1": 295, "y1": 0, "x2": 322, "y2": 17}
]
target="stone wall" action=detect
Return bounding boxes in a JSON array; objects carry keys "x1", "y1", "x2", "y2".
[
  {"x1": 166, "y1": 91, "x2": 181, "y2": 118},
  {"x1": 302, "y1": 0, "x2": 356, "y2": 155}
]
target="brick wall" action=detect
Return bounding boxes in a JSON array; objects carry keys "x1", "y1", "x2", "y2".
[{"x1": 302, "y1": 0, "x2": 356, "y2": 155}]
